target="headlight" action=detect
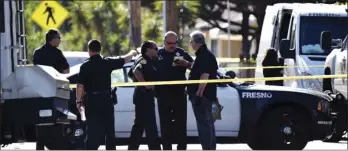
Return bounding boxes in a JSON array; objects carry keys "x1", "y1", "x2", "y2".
[
  {"x1": 74, "y1": 128, "x2": 84, "y2": 137},
  {"x1": 317, "y1": 100, "x2": 330, "y2": 113},
  {"x1": 301, "y1": 73, "x2": 322, "y2": 91}
]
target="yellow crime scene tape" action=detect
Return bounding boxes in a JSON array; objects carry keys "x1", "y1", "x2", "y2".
[
  {"x1": 222, "y1": 65, "x2": 325, "y2": 70},
  {"x1": 69, "y1": 74, "x2": 348, "y2": 88}
]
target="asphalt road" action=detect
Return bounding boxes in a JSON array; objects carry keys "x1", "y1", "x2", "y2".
[{"x1": 2, "y1": 141, "x2": 347, "y2": 150}]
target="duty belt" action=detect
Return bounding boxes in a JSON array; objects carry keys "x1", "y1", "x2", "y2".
[{"x1": 86, "y1": 90, "x2": 110, "y2": 95}]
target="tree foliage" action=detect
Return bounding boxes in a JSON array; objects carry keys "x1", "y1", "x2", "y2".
[{"x1": 24, "y1": 0, "x2": 200, "y2": 63}]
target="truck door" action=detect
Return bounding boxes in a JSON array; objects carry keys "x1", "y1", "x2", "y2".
[
  {"x1": 334, "y1": 35, "x2": 348, "y2": 97},
  {"x1": 255, "y1": 6, "x2": 279, "y2": 85},
  {"x1": 283, "y1": 16, "x2": 298, "y2": 87},
  {"x1": 273, "y1": 9, "x2": 292, "y2": 51},
  {"x1": 273, "y1": 9, "x2": 292, "y2": 85}
]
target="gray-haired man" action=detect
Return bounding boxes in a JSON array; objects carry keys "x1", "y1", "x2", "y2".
[{"x1": 187, "y1": 30, "x2": 218, "y2": 150}]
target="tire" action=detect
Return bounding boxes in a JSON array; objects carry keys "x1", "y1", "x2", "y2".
[
  {"x1": 324, "y1": 102, "x2": 348, "y2": 143},
  {"x1": 253, "y1": 106, "x2": 310, "y2": 150},
  {"x1": 36, "y1": 125, "x2": 72, "y2": 150}
]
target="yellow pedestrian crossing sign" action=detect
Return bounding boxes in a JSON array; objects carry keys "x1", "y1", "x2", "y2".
[{"x1": 31, "y1": 0, "x2": 69, "y2": 31}]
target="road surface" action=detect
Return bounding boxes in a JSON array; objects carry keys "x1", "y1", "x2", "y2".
[{"x1": 2, "y1": 141, "x2": 347, "y2": 150}]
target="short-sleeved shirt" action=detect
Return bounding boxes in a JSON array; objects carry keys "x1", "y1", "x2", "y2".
[
  {"x1": 132, "y1": 55, "x2": 157, "y2": 83},
  {"x1": 155, "y1": 47, "x2": 194, "y2": 96},
  {"x1": 188, "y1": 44, "x2": 218, "y2": 101},
  {"x1": 32, "y1": 43, "x2": 69, "y2": 73},
  {"x1": 77, "y1": 54, "x2": 125, "y2": 93}
]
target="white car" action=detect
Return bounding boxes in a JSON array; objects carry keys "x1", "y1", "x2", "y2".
[
  {"x1": 62, "y1": 51, "x2": 89, "y2": 67},
  {"x1": 61, "y1": 59, "x2": 336, "y2": 150},
  {"x1": 323, "y1": 34, "x2": 348, "y2": 99},
  {"x1": 321, "y1": 32, "x2": 348, "y2": 142}
]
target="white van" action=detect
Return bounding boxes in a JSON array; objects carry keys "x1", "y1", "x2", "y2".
[{"x1": 255, "y1": 3, "x2": 348, "y2": 92}]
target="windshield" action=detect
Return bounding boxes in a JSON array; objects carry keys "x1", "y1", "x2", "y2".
[
  {"x1": 300, "y1": 16, "x2": 348, "y2": 55},
  {"x1": 66, "y1": 57, "x2": 89, "y2": 67}
]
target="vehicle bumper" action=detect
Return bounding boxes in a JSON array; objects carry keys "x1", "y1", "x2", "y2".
[{"x1": 311, "y1": 112, "x2": 334, "y2": 140}]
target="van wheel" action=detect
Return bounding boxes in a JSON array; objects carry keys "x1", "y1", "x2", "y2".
[{"x1": 257, "y1": 106, "x2": 309, "y2": 150}]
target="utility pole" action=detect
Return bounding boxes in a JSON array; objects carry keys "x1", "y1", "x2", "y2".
[
  {"x1": 162, "y1": 0, "x2": 166, "y2": 35},
  {"x1": 227, "y1": 0, "x2": 230, "y2": 58},
  {"x1": 165, "y1": 0, "x2": 178, "y2": 34},
  {"x1": 128, "y1": 0, "x2": 141, "y2": 48}
]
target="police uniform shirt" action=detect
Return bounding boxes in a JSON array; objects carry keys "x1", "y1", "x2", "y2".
[
  {"x1": 132, "y1": 55, "x2": 157, "y2": 83},
  {"x1": 78, "y1": 54, "x2": 125, "y2": 92},
  {"x1": 188, "y1": 44, "x2": 218, "y2": 101},
  {"x1": 156, "y1": 47, "x2": 194, "y2": 94},
  {"x1": 33, "y1": 43, "x2": 69, "y2": 73}
]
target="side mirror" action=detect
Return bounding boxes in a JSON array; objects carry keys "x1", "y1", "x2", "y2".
[
  {"x1": 321, "y1": 31, "x2": 332, "y2": 51},
  {"x1": 279, "y1": 39, "x2": 295, "y2": 59},
  {"x1": 279, "y1": 39, "x2": 290, "y2": 57},
  {"x1": 225, "y1": 71, "x2": 236, "y2": 79}
]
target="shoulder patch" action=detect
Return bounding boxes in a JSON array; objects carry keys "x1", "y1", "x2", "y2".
[{"x1": 140, "y1": 59, "x2": 147, "y2": 64}]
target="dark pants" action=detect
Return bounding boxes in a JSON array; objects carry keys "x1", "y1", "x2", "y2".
[
  {"x1": 190, "y1": 96, "x2": 216, "y2": 150},
  {"x1": 84, "y1": 93, "x2": 115, "y2": 150},
  {"x1": 128, "y1": 88, "x2": 161, "y2": 150},
  {"x1": 157, "y1": 94, "x2": 187, "y2": 150}
]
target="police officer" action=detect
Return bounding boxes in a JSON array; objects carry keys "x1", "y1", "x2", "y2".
[
  {"x1": 128, "y1": 40, "x2": 161, "y2": 150},
  {"x1": 33, "y1": 28, "x2": 70, "y2": 73},
  {"x1": 156, "y1": 31, "x2": 194, "y2": 150},
  {"x1": 33, "y1": 28, "x2": 71, "y2": 150},
  {"x1": 76, "y1": 39, "x2": 138, "y2": 150}
]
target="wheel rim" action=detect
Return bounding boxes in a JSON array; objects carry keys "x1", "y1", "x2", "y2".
[
  {"x1": 279, "y1": 113, "x2": 300, "y2": 146},
  {"x1": 262, "y1": 111, "x2": 308, "y2": 149}
]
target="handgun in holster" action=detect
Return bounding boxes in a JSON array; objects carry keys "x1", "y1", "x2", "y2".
[{"x1": 111, "y1": 87, "x2": 118, "y2": 105}]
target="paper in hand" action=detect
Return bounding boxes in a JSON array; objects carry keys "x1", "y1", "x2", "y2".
[
  {"x1": 173, "y1": 56, "x2": 184, "y2": 66},
  {"x1": 80, "y1": 106, "x2": 86, "y2": 121}
]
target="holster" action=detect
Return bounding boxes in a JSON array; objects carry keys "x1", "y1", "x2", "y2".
[{"x1": 111, "y1": 87, "x2": 118, "y2": 105}]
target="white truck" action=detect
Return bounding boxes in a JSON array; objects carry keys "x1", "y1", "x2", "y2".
[
  {"x1": 254, "y1": 2, "x2": 348, "y2": 143},
  {"x1": 0, "y1": 0, "x2": 77, "y2": 149},
  {"x1": 255, "y1": 3, "x2": 348, "y2": 92}
]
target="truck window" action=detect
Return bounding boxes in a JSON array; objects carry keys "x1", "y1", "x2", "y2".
[
  {"x1": 276, "y1": 13, "x2": 292, "y2": 49},
  {"x1": 287, "y1": 16, "x2": 296, "y2": 49},
  {"x1": 299, "y1": 16, "x2": 348, "y2": 55},
  {"x1": 271, "y1": 11, "x2": 280, "y2": 48}
]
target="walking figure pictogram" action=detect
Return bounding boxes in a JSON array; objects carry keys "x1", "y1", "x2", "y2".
[{"x1": 43, "y1": 3, "x2": 56, "y2": 25}]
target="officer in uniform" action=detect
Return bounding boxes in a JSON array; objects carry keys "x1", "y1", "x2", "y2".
[
  {"x1": 33, "y1": 28, "x2": 70, "y2": 73},
  {"x1": 33, "y1": 28, "x2": 70, "y2": 150},
  {"x1": 128, "y1": 40, "x2": 161, "y2": 150},
  {"x1": 76, "y1": 39, "x2": 138, "y2": 150},
  {"x1": 156, "y1": 31, "x2": 194, "y2": 150}
]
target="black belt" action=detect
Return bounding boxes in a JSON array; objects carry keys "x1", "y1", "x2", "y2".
[{"x1": 86, "y1": 90, "x2": 110, "y2": 95}]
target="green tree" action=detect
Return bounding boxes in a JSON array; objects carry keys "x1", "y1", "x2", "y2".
[{"x1": 24, "y1": 1, "x2": 200, "y2": 63}]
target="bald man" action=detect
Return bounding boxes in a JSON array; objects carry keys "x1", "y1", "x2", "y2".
[{"x1": 155, "y1": 31, "x2": 194, "y2": 150}]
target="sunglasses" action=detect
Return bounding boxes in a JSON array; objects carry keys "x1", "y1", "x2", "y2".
[{"x1": 166, "y1": 41, "x2": 177, "y2": 45}]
